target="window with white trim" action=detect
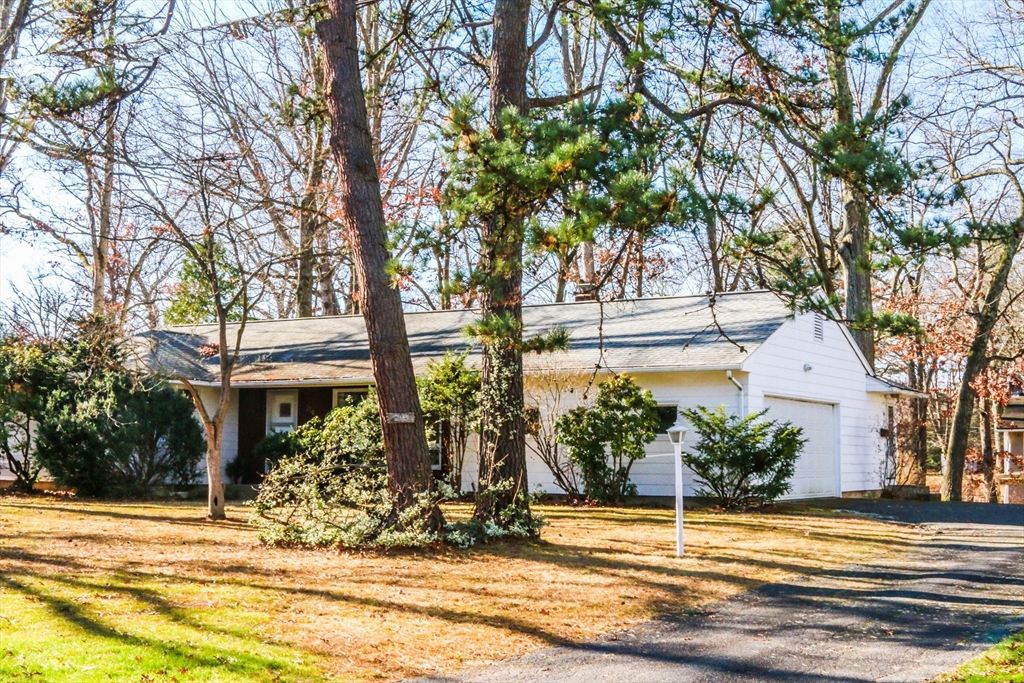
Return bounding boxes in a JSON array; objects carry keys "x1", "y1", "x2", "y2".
[{"x1": 333, "y1": 387, "x2": 370, "y2": 408}]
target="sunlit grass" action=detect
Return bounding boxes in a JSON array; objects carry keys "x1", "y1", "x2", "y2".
[
  {"x1": 934, "y1": 631, "x2": 1024, "y2": 683},
  {"x1": 0, "y1": 497, "x2": 909, "y2": 682}
]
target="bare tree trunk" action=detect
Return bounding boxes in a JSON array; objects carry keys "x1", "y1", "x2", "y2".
[
  {"x1": 980, "y1": 398, "x2": 997, "y2": 503},
  {"x1": 706, "y1": 212, "x2": 724, "y2": 293},
  {"x1": 636, "y1": 239, "x2": 644, "y2": 298},
  {"x1": 296, "y1": 152, "x2": 327, "y2": 317},
  {"x1": 346, "y1": 265, "x2": 361, "y2": 314},
  {"x1": 554, "y1": 248, "x2": 574, "y2": 302},
  {"x1": 204, "y1": 419, "x2": 226, "y2": 520},
  {"x1": 316, "y1": 232, "x2": 343, "y2": 315},
  {"x1": 473, "y1": 0, "x2": 533, "y2": 527},
  {"x1": 0, "y1": 0, "x2": 32, "y2": 182},
  {"x1": 838, "y1": 187, "x2": 874, "y2": 368},
  {"x1": 906, "y1": 357, "x2": 929, "y2": 486},
  {"x1": 316, "y1": 0, "x2": 437, "y2": 516},
  {"x1": 942, "y1": 222, "x2": 1023, "y2": 501},
  {"x1": 825, "y1": 13, "x2": 875, "y2": 370},
  {"x1": 92, "y1": 97, "x2": 117, "y2": 317},
  {"x1": 296, "y1": 227, "x2": 315, "y2": 317},
  {"x1": 577, "y1": 240, "x2": 596, "y2": 300}
]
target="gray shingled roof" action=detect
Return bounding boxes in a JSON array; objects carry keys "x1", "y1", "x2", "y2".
[
  {"x1": 998, "y1": 397, "x2": 1024, "y2": 431},
  {"x1": 135, "y1": 291, "x2": 791, "y2": 384}
]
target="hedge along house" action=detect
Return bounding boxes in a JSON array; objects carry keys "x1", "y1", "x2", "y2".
[{"x1": 136, "y1": 290, "x2": 916, "y2": 499}]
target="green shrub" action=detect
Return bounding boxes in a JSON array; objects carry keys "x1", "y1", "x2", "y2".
[
  {"x1": 227, "y1": 431, "x2": 297, "y2": 484},
  {"x1": 251, "y1": 391, "x2": 404, "y2": 547},
  {"x1": 680, "y1": 405, "x2": 805, "y2": 509},
  {"x1": 26, "y1": 321, "x2": 205, "y2": 497},
  {"x1": 110, "y1": 386, "x2": 205, "y2": 493},
  {"x1": 418, "y1": 351, "x2": 480, "y2": 491},
  {"x1": 0, "y1": 337, "x2": 60, "y2": 492},
  {"x1": 555, "y1": 374, "x2": 659, "y2": 504},
  {"x1": 251, "y1": 390, "x2": 543, "y2": 549},
  {"x1": 302, "y1": 391, "x2": 384, "y2": 466}
]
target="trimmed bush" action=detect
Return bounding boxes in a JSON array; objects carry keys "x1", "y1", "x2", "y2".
[{"x1": 680, "y1": 405, "x2": 804, "y2": 509}]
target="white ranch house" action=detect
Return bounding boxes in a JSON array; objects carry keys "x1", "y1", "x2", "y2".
[{"x1": 137, "y1": 291, "x2": 913, "y2": 499}]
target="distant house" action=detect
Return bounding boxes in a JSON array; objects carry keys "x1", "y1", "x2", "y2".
[
  {"x1": 136, "y1": 291, "x2": 916, "y2": 499},
  {"x1": 996, "y1": 396, "x2": 1024, "y2": 504}
]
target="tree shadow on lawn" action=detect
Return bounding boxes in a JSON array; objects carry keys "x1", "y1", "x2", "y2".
[
  {"x1": 2, "y1": 533, "x2": 833, "y2": 658},
  {"x1": 413, "y1": 560, "x2": 1024, "y2": 683},
  {"x1": 424, "y1": 556, "x2": 1024, "y2": 681},
  {"x1": 0, "y1": 502, "x2": 941, "y2": 657},
  {"x1": 0, "y1": 573, "x2": 320, "y2": 682},
  {"x1": 682, "y1": 515, "x2": 909, "y2": 548},
  {"x1": 0, "y1": 499, "x2": 252, "y2": 529},
  {"x1": 5, "y1": 510, "x2": 1014, "y2": 682}
]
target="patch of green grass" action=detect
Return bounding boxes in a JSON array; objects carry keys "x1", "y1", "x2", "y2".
[
  {"x1": 935, "y1": 631, "x2": 1024, "y2": 682},
  {"x1": 0, "y1": 572, "x2": 325, "y2": 682}
]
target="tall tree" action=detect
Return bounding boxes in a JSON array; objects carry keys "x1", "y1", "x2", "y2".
[
  {"x1": 316, "y1": 0, "x2": 438, "y2": 519},
  {"x1": 935, "y1": 0, "x2": 1024, "y2": 500},
  {"x1": 0, "y1": 0, "x2": 32, "y2": 184},
  {"x1": 131, "y1": 125, "x2": 270, "y2": 519},
  {"x1": 471, "y1": 0, "x2": 534, "y2": 526},
  {"x1": 608, "y1": 0, "x2": 934, "y2": 367}
]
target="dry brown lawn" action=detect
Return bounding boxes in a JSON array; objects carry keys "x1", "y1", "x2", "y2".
[{"x1": 0, "y1": 497, "x2": 910, "y2": 682}]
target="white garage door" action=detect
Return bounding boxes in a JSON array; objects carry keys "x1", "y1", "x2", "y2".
[{"x1": 764, "y1": 397, "x2": 837, "y2": 499}]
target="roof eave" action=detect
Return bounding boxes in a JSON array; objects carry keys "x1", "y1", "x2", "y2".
[
  {"x1": 165, "y1": 363, "x2": 749, "y2": 388},
  {"x1": 866, "y1": 375, "x2": 928, "y2": 398}
]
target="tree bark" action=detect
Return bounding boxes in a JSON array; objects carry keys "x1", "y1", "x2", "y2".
[
  {"x1": 838, "y1": 187, "x2": 875, "y2": 368},
  {"x1": 296, "y1": 150, "x2": 327, "y2": 317},
  {"x1": 706, "y1": 211, "x2": 724, "y2": 293},
  {"x1": 296, "y1": 223, "x2": 315, "y2": 317},
  {"x1": 92, "y1": 97, "x2": 118, "y2": 318},
  {"x1": 316, "y1": 232, "x2": 343, "y2": 316},
  {"x1": 825, "y1": 10, "x2": 875, "y2": 370},
  {"x1": 906, "y1": 356, "x2": 929, "y2": 486},
  {"x1": 204, "y1": 418, "x2": 226, "y2": 520},
  {"x1": 942, "y1": 221, "x2": 1023, "y2": 501},
  {"x1": 980, "y1": 398, "x2": 997, "y2": 503},
  {"x1": 316, "y1": 0, "x2": 437, "y2": 516},
  {"x1": 577, "y1": 240, "x2": 597, "y2": 300},
  {"x1": 473, "y1": 0, "x2": 533, "y2": 527}
]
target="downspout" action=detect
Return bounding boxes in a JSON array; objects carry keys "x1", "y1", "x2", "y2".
[
  {"x1": 726, "y1": 370, "x2": 744, "y2": 415},
  {"x1": 725, "y1": 370, "x2": 743, "y2": 392}
]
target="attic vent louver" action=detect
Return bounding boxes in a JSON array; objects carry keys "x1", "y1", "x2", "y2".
[{"x1": 813, "y1": 314, "x2": 824, "y2": 342}]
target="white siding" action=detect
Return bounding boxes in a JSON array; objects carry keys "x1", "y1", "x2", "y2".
[
  {"x1": 194, "y1": 386, "x2": 239, "y2": 481},
  {"x1": 744, "y1": 313, "x2": 889, "y2": 494},
  {"x1": 213, "y1": 314, "x2": 888, "y2": 499},
  {"x1": 620, "y1": 370, "x2": 743, "y2": 497},
  {"x1": 459, "y1": 370, "x2": 743, "y2": 497},
  {"x1": 499, "y1": 314, "x2": 888, "y2": 498}
]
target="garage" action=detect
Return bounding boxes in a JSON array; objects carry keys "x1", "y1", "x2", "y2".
[{"x1": 764, "y1": 397, "x2": 837, "y2": 499}]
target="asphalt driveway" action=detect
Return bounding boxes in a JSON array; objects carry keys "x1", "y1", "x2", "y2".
[{"x1": 414, "y1": 500, "x2": 1024, "y2": 683}]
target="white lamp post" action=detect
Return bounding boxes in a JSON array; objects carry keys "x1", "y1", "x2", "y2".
[{"x1": 666, "y1": 417, "x2": 687, "y2": 557}]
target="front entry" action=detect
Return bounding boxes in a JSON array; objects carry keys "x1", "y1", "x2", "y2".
[{"x1": 267, "y1": 390, "x2": 298, "y2": 434}]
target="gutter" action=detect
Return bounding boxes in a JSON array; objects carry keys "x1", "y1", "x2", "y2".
[{"x1": 167, "y1": 365, "x2": 749, "y2": 388}]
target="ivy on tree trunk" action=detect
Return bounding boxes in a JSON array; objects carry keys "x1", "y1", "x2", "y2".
[{"x1": 472, "y1": 0, "x2": 534, "y2": 529}]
